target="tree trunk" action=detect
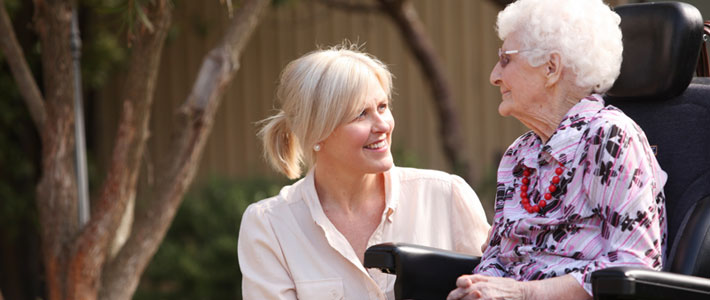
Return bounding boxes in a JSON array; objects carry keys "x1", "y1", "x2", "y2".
[
  {"x1": 98, "y1": 0, "x2": 271, "y2": 299},
  {"x1": 376, "y1": 0, "x2": 474, "y2": 182},
  {"x1": 32, "y1": 0, "x2": 79, "y2": 299}
]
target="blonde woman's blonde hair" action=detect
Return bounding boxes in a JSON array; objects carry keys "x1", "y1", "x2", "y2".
[{"x1": 258, "y1": 44, "x2": 393, "y2": 179}]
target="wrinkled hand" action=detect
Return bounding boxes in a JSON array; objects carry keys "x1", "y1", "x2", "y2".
[{"x1": 447, "y1": 274, "x2": 528, "y2": 300}]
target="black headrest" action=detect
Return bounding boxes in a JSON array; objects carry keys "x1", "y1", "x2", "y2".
[{"x1": 606, "y1": 2, "x2": 704, "y2": 101}]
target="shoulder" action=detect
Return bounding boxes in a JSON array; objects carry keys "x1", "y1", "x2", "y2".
[
  {"x1": 241, "y1": 181, "x2": 302, "y2": 222},
  {"x1": 393, "y1": 166, "x2": 463, "y2": 186},
  {"x1": 586, "y1": 105, "x2": 643, "y2": 138},
  {"x1": 392, "y1": 167, "x2": 476, "y2": 198}
]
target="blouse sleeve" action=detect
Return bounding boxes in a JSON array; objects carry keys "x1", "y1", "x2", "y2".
[
  {"x1": 450, "y1": 174, "x2": 491, "y2": 256},
  {"x1": 238, "y1": 203, "x2": 297, "y2": 300},
  {"x1": 573, "y1": 120, "x2": 667, "y2": 294}
]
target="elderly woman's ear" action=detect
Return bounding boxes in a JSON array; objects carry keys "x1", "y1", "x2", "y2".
[{"x1": 544, "y1": 52, "x2": 563, "y2": 88}]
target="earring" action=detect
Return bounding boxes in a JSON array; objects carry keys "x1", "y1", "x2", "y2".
[{"x1": 313, "y1": 144, "x2": 321, "y2": 152}]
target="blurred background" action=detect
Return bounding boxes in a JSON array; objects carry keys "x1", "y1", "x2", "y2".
[{"x1": 1, "y1": 0, "x2": 707, "y2": 299}]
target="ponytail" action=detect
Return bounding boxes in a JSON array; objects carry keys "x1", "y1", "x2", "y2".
[{"x1": 258, "y1": 111, "x2": 303, "y2": 179}]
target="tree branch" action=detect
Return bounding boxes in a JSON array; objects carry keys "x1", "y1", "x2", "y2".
[
  {"x1": 83, "y1": 1, "x2": 173, "y2": 299},
  {"x1": 0, "y1": 0, "x2": 46, "y2": 130},
  {"x1": 99, "y1": 0, "x2": 271, "y2": 299},
  {"x1": 376, "y1": 0, "x2": 473, "y2": 182},
  {"x1": 316, "y1": 0, "x2": 381, "y2": 13},
  {"x1": 67, "y1": 101, "x2": 136, "y2": 300}
]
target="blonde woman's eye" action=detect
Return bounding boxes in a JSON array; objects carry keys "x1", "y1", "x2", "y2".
[
  {"x1": 356, "y1": 110, "x2": 367, "y2": 120},
  {"x1": 378, "y1": 103, "x2": 388, "y2": 112}
]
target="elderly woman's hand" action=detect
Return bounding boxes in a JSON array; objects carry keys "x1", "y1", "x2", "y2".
[
  {"x1": 447, "y1": 274, "x2": 591, "y2": 300},
  {"x1": 446, "y1": 274, "x2": 528, "y2": 300}
]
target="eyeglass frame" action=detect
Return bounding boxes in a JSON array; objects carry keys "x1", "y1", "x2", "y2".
[{"x1": 497, "y1": 48, "x2": 536, "y2": 67}]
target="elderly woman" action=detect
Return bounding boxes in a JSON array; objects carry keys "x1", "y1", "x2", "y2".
[
  {"x1": 447, "y1": 0, "x2": 667, "y2": 299},
  {"x1": 238, "y1": 45, "x2": 490, "y2": 299}
]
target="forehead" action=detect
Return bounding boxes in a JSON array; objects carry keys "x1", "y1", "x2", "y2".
[{"x1": 501, "y1": 33, "x2": 522, "y2": 50}]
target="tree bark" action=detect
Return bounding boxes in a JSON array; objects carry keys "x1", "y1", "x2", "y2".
[
  {"x1": 375, "y1": 0, "x2": 474, "y2": 182},
  {"x1": 32, "y1": 0, "x2": 79, "y2": 299},
  {"x1": 98, "y1": 0, "x2": 271, "y2": 299},
  {"x1": 0, "y1": 0, "x2": 45, "y2": 130}
]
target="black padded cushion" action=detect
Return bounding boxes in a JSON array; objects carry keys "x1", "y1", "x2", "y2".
[{"x1": 607, "y1": 2, "x2": 703, "y2": 100}]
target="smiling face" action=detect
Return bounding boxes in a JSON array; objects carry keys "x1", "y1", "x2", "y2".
[
  {"x1": 316, "y1": 74, "x2": 394, "y2": 176},
  {"x1": 489, "y1": 34, "x2": 549, "y2": 121}
]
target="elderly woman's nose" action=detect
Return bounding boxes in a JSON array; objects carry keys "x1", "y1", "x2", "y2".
[{"x1": 490, "y1": 64, "x2": 502, "y2": 86}]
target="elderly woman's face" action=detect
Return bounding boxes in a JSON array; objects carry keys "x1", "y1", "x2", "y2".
[
  {"x1": 317, "y1": 75, "x2": 395, "y2": 176},
  {"x1": 489, "y1": 34, "x2": 549, "y2": 120}
]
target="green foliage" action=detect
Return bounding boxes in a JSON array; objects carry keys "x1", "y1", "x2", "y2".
[
  {"x1": 392, "y1": 146, "x2": 422, "y2": 169},
  {"x1": 0, "y1": 0, "x2": 41, "y2": 241},
  {"x1": 134, "y1": 177, "x2": 288, "y2": 300}
]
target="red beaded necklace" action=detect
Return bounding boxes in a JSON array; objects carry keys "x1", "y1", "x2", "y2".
[{"x1": 519, "y1": 162, "x2": 564, "y2": 214}]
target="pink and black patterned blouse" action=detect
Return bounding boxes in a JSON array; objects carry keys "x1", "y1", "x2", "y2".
[{"x1": 474, "y1": 94, "x2": 667, "y2": 295}]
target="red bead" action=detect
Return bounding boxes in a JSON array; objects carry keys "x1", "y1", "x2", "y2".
[
  {"x1": 521, "y1": 198, "x2": 530, "y2": 204},
  {"x1": 526, "y1": 206, "x2": 535, "y2": 213},
  {"x1": 521, "y1": 185, "x2": 528, "y2": 192},
  {"x1": 539, "y1": 200, "x2": 547, "y2": 208},
  {"x1": 544, "y1": 193, "x2": 552, "y2": 200},
  {"x1": 555, "y1": 168, "x2": 563, "y2": 175},
  {"x1": 548, "y1": 185, "x2": 557, "y2": 193},
  {"x1": 559, "y1": 162, "x2": 564, "y2": 167},
  {"x1": 533, "y1": 206, "x2": 540, "y2": 213},
  {"x1": 552, "y1": 176, "x2": 560, "y2": 184},
  {"x1": 522, "y1": 177, "x2": 530, "y2": 185},
  {"x1": 523, "y1": 170, "x2": 531, "y2": 177},
  {"x1": 520, "y1": 191, "x2": 528, "y2": 198}
]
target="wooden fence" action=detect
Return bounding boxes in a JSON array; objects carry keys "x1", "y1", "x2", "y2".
[{"x1": 95, "y1": 0, "x2": 630, "y2": 205}]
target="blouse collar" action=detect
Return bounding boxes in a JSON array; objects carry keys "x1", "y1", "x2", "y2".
[
  {"x1": 542, "y1": 94, "x2": 605, "y2": 167},
  {"x1": 300, "y1": 166, "x2": 400, "y2": 228}
]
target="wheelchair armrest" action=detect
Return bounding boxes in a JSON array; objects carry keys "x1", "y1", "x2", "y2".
[
  {"x1": 592, "y1": 267, "x2": 710, "y2": 300},
  {"x1": 364, "y1": 242, "x2": 481, "y2": 300}
]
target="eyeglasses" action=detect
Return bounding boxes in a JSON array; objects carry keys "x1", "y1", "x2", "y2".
[{"x1": 497, "y1": 48, "x2": 534, "y2": 67}]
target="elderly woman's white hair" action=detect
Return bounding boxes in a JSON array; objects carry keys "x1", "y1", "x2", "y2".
[
  {"x1": 258, "y1": 44, "x2": 393, "y2": 179},
  {"x1": 497, "y1": 0, "x2": 623, "y2": 93}
]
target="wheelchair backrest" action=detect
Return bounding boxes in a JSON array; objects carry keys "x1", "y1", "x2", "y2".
[{"x1": 604, "y1": 1, "x2": 710, "y2": 278}]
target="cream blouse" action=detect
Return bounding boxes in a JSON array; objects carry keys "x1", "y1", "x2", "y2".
[{"x1": 238, "y1": 166, "x2": 490, "y2": 300}]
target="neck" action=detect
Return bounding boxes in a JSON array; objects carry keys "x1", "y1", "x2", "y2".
[
  {"x1": 524, "y1": 83, "x2": 590, "y2": 143},
  {"x1": 313, "y1": 164, "x2": 385, "y2": 215}
]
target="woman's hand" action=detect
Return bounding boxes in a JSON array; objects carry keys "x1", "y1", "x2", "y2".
[
  {"x1": 446, "y1": 274, "x2": 528, "y2": 300},
  {"x1": 447, "y1": 274, "x2": 590, "y2": 300}
]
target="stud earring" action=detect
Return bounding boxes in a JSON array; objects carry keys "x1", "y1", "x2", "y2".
[{"x1": 313, "y1": 144, "x2": 321, "y2": 152}]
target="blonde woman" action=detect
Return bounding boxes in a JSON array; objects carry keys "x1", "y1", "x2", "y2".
[{"x1": 237, "y1": 45, "x2": 490, "y2": 299}]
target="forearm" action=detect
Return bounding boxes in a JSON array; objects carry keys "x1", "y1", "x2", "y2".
[{"x1": 521, "y1": 274, "x2": 590, "y2": 300}]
